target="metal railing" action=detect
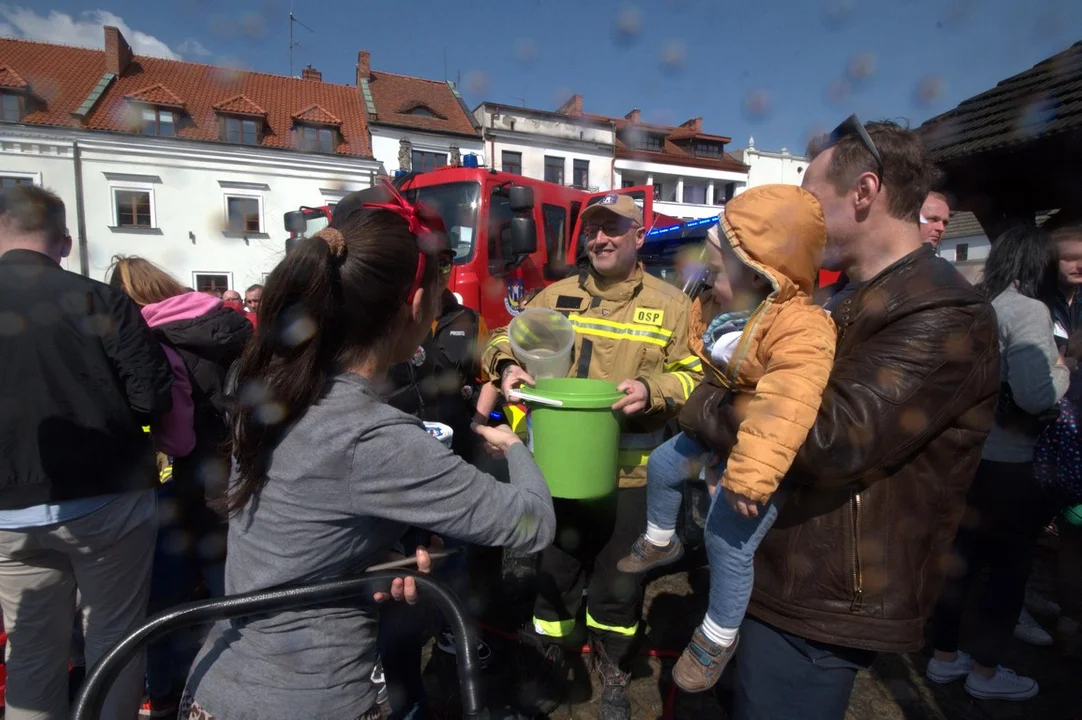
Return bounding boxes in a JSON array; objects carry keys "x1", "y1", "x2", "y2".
[{"x1": 71, "y1": 569, "x2": 486, "y2": 720}]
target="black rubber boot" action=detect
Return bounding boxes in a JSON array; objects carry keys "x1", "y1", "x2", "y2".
[
  {"x1": 593, "y1": 637, "x2": 632, "y2": 720},
  {"x1": 515, "y1": 628, "x2": 569, "y2": 716}
]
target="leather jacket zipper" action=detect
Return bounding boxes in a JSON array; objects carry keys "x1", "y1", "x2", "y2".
[{"x1": 850, "y1": 490, "x2": 864, "y2": 612}]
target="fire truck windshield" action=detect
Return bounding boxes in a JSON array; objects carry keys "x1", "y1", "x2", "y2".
[{"x1": 400, "y1": 181, "x2": 481, "y2": 262}]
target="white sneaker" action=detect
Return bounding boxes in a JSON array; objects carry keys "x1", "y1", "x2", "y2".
[
  {"x1": 926, "y1": 650, "x2": 974, "y2": 684},
  {"x1": 964, "y1": 667, "x2": 1039, "y2": 701},
  {"x1": 1024, "y1": 588, "x2": 1061, "y2": 617},
  {"x1": 1015, "y1": 608, "x2": 1054, "y2": 646}
]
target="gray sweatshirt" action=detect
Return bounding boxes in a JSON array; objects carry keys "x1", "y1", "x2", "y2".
[
  {"x1": 984, "y1": 287, "x2": 1070, "y2": 462},
  {"x1": 186, "y1": 373, "x2": 555, "y2": 719}
]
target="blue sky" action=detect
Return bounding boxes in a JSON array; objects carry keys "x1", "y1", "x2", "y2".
[{"x1": 4, "y1": 1, "x2": 1080, "y2": 151}]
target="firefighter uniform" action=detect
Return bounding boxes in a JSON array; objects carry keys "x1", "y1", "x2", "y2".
[{"x1": 483, "y1": 264, "x2": 702, "y2": 667}]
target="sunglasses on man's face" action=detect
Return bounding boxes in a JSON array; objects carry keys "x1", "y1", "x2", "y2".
[
  {"x1": 438, "y1": 256, "x2": 453, "y2": 278},
  {"x1": 826, "y1": 114, "x2": 884, "y2": 183},
  {"x1": 586, "y1": 218, "x2": 639, "y2": 238}
]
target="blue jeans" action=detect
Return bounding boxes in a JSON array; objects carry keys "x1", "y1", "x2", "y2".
[{"x1": 646, "y1": 431, "x2": 785, "y2": 628}]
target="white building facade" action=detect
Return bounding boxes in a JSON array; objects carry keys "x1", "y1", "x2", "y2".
[
  {"x1": 1, "y1": 125, "x2": 380, "y2": 289},
  {"x1": 474, "y1": 97, "x2": 750, "y2": 221},
  {"x1": 732, "y1": 139, "x2": 810, "y2": 192},
  {"x1": 474, "y1": 103, "x2": 616, "y2": 191}
]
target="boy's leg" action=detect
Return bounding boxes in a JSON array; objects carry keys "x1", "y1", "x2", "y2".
[
  {"x1": 672, "y1": 485, "x2": 785, "y2": 692},
  {"x1": 617, "y1": 432, "x2": 706, "y2": 574}
]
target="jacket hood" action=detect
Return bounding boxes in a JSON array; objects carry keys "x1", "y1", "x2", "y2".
[
  {"x1": 141, "y1": 292, "x2": 222, "y2": 327},
  {"x1": 145, "y1": 293, "x2": 252, "y2": 363},
  {"x1": 720, "y1": 184, "x2": 827, "y2": 297}
]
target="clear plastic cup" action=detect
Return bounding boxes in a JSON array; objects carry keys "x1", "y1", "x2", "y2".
[{"x1": 508, "y1": 309, "x2": 575, "y2": 379}]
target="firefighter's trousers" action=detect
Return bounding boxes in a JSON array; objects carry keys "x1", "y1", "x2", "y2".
[{"x1": 531, "y1": 485, "x2": 647, "y2": 668}]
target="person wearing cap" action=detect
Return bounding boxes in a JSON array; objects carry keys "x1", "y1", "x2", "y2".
[{"x1": 483, "y1": 192, "x2": 702, "y2": 719}]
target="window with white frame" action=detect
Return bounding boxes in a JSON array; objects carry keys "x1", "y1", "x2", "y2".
[
  {"x1": 112, "y1": 187, "x2": 155, "y2": 228},
  {"x1": 193, "y1": 272, "x2": 232, "y2": 295},
  {"x1": 0, "y1": 174, "x2": 36, "y2": 188},
  {"x1": 225, "y1": 195, "x2": 263, "y2": 233}
]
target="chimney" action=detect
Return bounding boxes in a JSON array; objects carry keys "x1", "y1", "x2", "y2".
[
  {"x1": 556, "y1": 93, "x2": 583, "y2": 116},
  {"x1": 625, "y1": 107, "x2": 641, "y2": 125},
  {"x1": 104, "y1": 26, "x2": 132, "y2": 76},
  {"x1": 301, "y1": 65, "x2": 322, "y2": 81},
  {"x1": 356, "y1": 50, "x2": 371, "y2": 84},
  {"x1": 680, "y1": 117, "x2": 703, "y2": 132}
]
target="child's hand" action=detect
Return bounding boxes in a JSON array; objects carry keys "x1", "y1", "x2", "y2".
[{"x1": 725, "y1": 490, "x2": 759, "y2": 519}]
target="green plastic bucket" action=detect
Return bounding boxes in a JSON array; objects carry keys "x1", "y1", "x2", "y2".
[{"x1": 523, "y1": 378, "x2": 625, "y2": 499}]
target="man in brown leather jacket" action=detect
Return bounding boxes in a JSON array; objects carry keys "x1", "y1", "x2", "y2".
[{"x1": 704, "y1": 118, "x2": 1000, "y2": 719}]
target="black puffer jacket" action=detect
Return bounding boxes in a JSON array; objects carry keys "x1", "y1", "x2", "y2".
[{"x1": 142, "y1": 292, "x2": 251, "y2": 562}]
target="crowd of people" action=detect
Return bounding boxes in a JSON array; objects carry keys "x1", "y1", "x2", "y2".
[{"x1": 0, "y1": 115, "x2": 1079, "y2": 720}]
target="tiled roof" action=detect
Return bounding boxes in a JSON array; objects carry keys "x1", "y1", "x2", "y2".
[
  {"x1": 0, "y1": 38, "x2": 105, "y2": 127},
  {"x1": 0, "y1": 64, "x2": 28, "y2": 89},
  {"x1": 292, "y1": 104, "x2": 341, "y2": 125},
  {"x1": 0, "y1": 35, "x2": 372, "y2": 157},
  {"x1": 125, "y1": 83, "x2": 184, "y2": 108},
  {"x1": 366, "y1": 71, "x2": 479, "y2": 136},
  {"x1": 943, "y1": 211, "x2": 985, "y2": 240},
  {"x1": 943, "y1": 210, "x2": 1058, "y2": 241},
  {"x1": 920, "y1": 40, "x2": 1082, "y2": 162},
  {"x1": 213, "y1": 94, "x2": 266, "y2": 116}
]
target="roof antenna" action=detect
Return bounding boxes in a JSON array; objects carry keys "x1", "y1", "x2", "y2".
[{"x1": 289, "y1": 1, "x2": 313, "y2": 76}]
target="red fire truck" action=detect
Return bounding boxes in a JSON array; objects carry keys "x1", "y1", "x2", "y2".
[
  {"x1": 285, "y1": 162, "x2": 692, "y2": 328},
  {"x1": 285, "y1": 161, "x2": 841, "y2": 328}
]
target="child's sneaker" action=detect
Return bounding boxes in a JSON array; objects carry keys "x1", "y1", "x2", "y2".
[
  {"x1": 616, "y1": 535, "x2": 684, "y2": 574},
  {"x1": 925, "y1": 650, "x2": 973, "y2": 684},
  {"x1": 671, "y1": 627, "x2": 738, "y2": 693},
  {"x1": 964, "y1": 666, "x2": 1039, "y2": 701}
]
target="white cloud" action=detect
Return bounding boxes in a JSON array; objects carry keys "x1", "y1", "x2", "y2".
[
  {"x1": 177, "y1": 38, "x2": 212, "y2": 58},
  {"x1": 0, "y1": 6, "x2": 194, "y2": 60}
]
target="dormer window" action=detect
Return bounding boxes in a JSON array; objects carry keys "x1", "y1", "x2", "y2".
[
  {"x1": 213, "y1": 96, "x2": 268, "y2": 147},
  {"x1": 408, "y1": 107, "x2": 435, "y2": 117},
  {"x1": 140, "y1": 107, "x2": 175, "y2": 137},
  {"x1": 292, "y1": 104, "x2": 342, "y2": 155},
  {"x1": 0, "y1": 66, "x2": 30, "y2": 123},
  {"x1": 125, "y1": 84, "x2": 185, "y2": 138},
  {"x1": 223, "y1": 117, "x2": 261, "y2": 145},
  {"x1": 1, "y1": 92, "x2": 23, "y2": 122},
  {"x1": 299, "y1": 126, "x2": 336, "y2": 154},
  {"x1": 693, "y1": 141, "x2": 722, "y2": 158}
]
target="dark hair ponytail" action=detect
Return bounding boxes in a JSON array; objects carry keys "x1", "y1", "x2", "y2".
[{"x1": 228, "y1": 206, "x2": 439, "y2": 514}]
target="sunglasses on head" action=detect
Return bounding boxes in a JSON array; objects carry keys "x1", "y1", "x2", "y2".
[{"x1": 826, "y1": 114, "x2": 884, "y2": 183}]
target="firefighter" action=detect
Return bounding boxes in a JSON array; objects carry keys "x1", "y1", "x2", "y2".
[{"x1": 483, "y1": 193, "x2": 702, "y2": 719}]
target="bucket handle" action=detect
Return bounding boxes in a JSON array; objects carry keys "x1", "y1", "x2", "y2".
[{"x1": 508, "y1": 390, "x2": 565, "y2": 408}]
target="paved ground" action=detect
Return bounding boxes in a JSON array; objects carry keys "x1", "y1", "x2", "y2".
[{"x1": 419, "y1": 539, "x2": 1082, "y2": 720}]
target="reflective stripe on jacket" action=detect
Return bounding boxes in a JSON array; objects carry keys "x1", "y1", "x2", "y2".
[{"x1": 484, "y1": 266, "x2": 701, "y2": 488}]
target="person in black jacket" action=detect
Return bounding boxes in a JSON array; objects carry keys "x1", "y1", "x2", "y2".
[{"x1": 0, "y1": 185, "x2": 174, "y2": 720}]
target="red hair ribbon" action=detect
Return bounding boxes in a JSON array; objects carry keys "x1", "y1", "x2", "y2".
[{"x1": 363, "y1": 179, "x2": 447, "y2": 304}]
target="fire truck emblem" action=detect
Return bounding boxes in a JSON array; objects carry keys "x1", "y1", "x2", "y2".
[
  {"x1": 599, "y1": 193, "x2": 619, "y2": 205},
  {"x1": 505, "y1": 278, "x2": 525, "y2": 317}
]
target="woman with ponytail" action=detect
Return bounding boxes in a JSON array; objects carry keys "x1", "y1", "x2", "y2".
[{"x1": 181, "y1": 183, "x2": 555, "y2": 720}]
